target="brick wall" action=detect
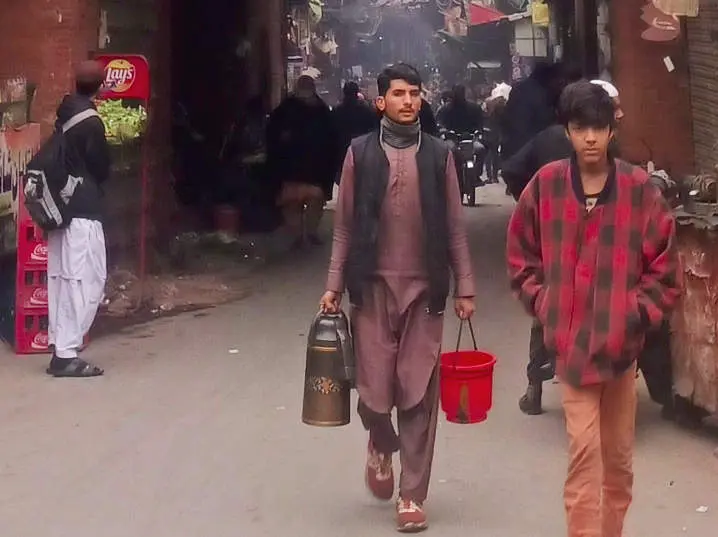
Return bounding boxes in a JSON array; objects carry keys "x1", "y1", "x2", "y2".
[
  {"x1": 610, "y1": 0, "x2": 694, "y2": 176},
  {"x1": 0, "y1": 0, "x2": 99, "y2": 136}
]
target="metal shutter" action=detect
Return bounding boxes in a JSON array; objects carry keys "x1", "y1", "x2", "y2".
[{"x1": 687, "y1": 2, "x2": 718, "y2": 172}]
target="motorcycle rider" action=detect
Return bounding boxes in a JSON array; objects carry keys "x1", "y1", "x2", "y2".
[
  {"x1": 437, "y1": 84, "x2": 486, "y2": 188},
  {"x1": 437, "y1": 84, "x2": 484, "y2": 138}
]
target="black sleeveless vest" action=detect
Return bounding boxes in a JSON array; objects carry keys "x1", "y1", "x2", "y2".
[{"x1": 345, "y1": 131, "x2": 451, "y2": 315}]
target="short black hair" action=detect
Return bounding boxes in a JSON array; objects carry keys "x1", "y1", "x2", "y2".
[
  {"x1": 452, "y1": 84, "x2": 466, "y2": 100},
  {"x1": 75, "y1": 60, "x2": 105, "y2": 96},
  {"x1": 343, "y1": 81, "x2": 360, "y2": 98},
  {"x1": 295, "y1": 75, "x2": 316, "y2": 92},
  {"x1": 530, "y1": 61, "x2": 553, "y2": 84},
  {"x1": 76, "y1": 79, "x2": 104, "y2": 96},
  {"x1": 563, "y1": 63, "x2": 584, "y2": 83},
  {"x1": 558, "y1": 81, "x2": 616, "y2": 130},
  {"x1": 377, "y1": 63, "x2": 422, "y2": 96}
]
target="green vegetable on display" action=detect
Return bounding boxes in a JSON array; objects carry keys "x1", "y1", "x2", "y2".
[{"x1": 96, "y1": 99, "x2": 147, "y2": 144}]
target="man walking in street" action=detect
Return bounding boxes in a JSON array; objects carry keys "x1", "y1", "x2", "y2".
[
  {"x1": 320, "y1": 63, "x2": 476, "y2": 533},
  {"x1": 47, "y1": 60, "x2": 110, "y2": 378},
  {"x1": 507, "y1": 81, "x2": 680, "y2": 537},
  {"x1": 332, "y1": 81, "x2": 378, "y2": 179},
  {"x1": 267, "y1": 75, "x2": 339, "y2": 247}
]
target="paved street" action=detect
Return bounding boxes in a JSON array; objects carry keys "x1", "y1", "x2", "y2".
[{"x1": 0, "y1": 185, "x2": 715, "y2": 537}]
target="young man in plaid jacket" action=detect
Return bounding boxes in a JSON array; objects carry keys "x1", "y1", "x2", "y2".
[{"x1": 506, "y1": 81, "x2": 681, "y2": 537}]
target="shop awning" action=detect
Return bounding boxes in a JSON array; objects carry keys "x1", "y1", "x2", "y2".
[{"x1": 469, "y1": 3, "x2": 506, "y2": 25}]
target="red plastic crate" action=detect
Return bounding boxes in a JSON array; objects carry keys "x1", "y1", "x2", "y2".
[
  {"x1": 16, "y1": 268, "x2": 48, "y2": 311},
  {"x1": 17, "y1": 221, "x2": 48, "y2": 268},
  {"x1": 15, "y1": 311, "x2": 49, "y2": 354},
  {"x1": 14, "y1": 312, "x2": 89, "y2": 355},
  {"x1": 14, "y1": 205, "x2": 49, "y2": 353}
]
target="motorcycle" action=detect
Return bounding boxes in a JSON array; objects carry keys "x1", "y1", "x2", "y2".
[{"x1": 441, "y1": 129, "x2": 486, "y2": 206}]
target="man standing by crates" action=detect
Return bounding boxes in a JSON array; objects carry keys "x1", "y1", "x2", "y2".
[{"x1": 46, "y1": 61, "x2": 110, "y2": 378}]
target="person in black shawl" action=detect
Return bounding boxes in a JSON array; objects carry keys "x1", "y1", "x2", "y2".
[{"x1": 267, "y1": 76, "x2": 339, "y2": 246}]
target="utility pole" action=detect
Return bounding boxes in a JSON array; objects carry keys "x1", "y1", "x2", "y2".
[
  {"x1": 267, "y1": 0, "x2": 285, "y2": 107},
  {"x1": 573, "y1": 0, "x2": 599, "y2": 77}
]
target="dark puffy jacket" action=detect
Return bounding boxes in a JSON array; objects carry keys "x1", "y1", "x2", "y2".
[
  {"x1": 501, "y1": 77, "x2": 555, "y2": 160},
  {"x1": 502, "y1": 124, "x2": 622, "y2": 200},
  {"x1": 266, "y1": 95, "x2": 339, "y2": 199},
  {"x1": 436, "y1": 101, "x2": 484, "y2": 134},
  {"x1": 332, "y1": 99, "x2": 377, "y2": 157},
  {"x1": 55, "y1": 93, "x2": 111, "y2": 222}
]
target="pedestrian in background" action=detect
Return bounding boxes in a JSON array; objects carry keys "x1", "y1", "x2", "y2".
[
  {"x1": 331, "y1": 81, "x2": 377, "y2": 181},
  {"x1": 507, "y1": 81, "x2": 680, "y2": 537},
  {"x1": 267, "y1": 75, "x2": 339, "y2": 247}
]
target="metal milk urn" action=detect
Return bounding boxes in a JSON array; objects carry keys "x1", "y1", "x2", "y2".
[{"x1": 301, "y1": 310, "x2": 355, "y2": 427}]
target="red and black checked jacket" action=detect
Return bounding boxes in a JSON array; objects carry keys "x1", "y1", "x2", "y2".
[{"x1": 507, "y1": 157, "x2": 681, "y2": 387}]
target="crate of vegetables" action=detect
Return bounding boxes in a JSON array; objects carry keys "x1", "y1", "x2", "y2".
[{"x1": 96, "y1": 99, "x2": 147, "y2": 145}]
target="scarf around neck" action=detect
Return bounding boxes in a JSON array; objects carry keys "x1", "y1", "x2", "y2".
[{"x1": 380, "y1": 115, "x2": 420, "y2": 149}]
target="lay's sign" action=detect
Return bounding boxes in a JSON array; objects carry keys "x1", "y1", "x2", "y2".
[{"x1": 103, "y1": 59, "x2": 136, "y2": 93}]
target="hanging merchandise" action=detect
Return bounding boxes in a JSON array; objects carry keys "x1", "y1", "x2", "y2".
[
  {"x1": 444, "y1": 3, "x2": 468, "y2": 37},
  {"x1": 309, "y1": 0, "x2": 323, "y2": 24},
  {"x1": 652, "y1": 0, "x2": 698, "y2": 17},
  {"x1": 313, "y1": 32, "x2": 338, "y2": 55},
  {"x1": 301, "y1": 66, "x2": 322, "y2": 79},
  {"x1": 490, "y1": 82, "x2": 512, "y2": 101},
  {"x1": 531, "y1": 0, "x2": 549, "y2": 28}
]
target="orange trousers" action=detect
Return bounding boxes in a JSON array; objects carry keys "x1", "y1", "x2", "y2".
[
  {"x1": 561, "y1": 365, "x2": 637, "y2": 537},
  {"x1": 277, "y1": 182, "x2": 324, "y2": 240}
]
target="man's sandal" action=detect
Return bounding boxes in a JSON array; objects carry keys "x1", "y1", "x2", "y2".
[{"x1": 46, "y1": 358, "x2": 104, "y2": 378}]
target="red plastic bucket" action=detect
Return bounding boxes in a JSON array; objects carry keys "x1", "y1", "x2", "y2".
[{"x1": 440, "y1": 321, "x2": 496, "y2": 424}]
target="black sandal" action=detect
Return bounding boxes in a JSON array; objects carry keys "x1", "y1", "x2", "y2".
[{"x1": 46, "y1": 357, "x2": 104, "y2": 378}]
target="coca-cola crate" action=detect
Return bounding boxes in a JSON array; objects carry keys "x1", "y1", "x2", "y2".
[
  {"x1": 14, "y1": 311, "x2": 49, "y2": 354},
  {"x1": 16, "y1": 268, "x2": 48, "y2": 311},
  {"x1": 17, "y1": 221, "x2": 48, "y2": 268}
]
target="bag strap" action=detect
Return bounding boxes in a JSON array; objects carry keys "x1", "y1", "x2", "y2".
[
  {"x1": 62, "y1": 109, "x2": 100, "y2": 133},
  {"x1": 455, "y1": 319, "x2": 478, "y2": 352}
]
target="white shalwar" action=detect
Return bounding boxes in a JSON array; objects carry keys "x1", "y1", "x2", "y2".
[{"x1": 47, "y1": 218, "x2": 107, "y2": 359}]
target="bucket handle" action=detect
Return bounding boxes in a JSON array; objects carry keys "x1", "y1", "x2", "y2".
[{"x1": 455, "y1": 318, "x2": 478, "y2": 352}]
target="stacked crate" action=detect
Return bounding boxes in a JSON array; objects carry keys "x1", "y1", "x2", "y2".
[{"x1": 14, "y1": 193, "x2": 49, "y2": 354}]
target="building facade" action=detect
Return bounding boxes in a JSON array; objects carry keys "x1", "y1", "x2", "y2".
[{"x1": 0, "y1": 0, "x2": 287, "y2": 271}]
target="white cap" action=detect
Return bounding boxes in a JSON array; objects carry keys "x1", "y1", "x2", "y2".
[
  {"x1": 590, "y1": 79, "x2": 619, "y2": 98},
  {"x1": 489, "y1": 82, "x2": 512, "y2": 101}
]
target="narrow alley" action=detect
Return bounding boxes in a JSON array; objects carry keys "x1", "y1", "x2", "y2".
[{"x1": 0, "y1": 186, "x2": 714, "y2": 537}]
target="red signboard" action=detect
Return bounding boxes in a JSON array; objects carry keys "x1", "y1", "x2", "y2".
[{"x1": 94, "y1": 54, "x2": 150, "y2": 101}]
